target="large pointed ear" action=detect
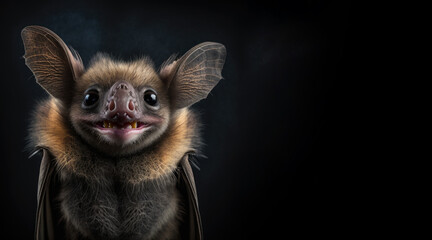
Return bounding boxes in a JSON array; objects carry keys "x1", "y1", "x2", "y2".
[
  {"x1": 21, "y1": 26, "x2": 84, "y2": 104},
  {"x1": 160, "y1": 42, "x2": 226, "y2": 109}
]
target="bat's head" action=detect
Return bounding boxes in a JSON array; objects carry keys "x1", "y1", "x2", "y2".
[
  {"x1": 21, "y1": 26, "x2": 226, "y2": 156},
  {"x1": 69, "y1": 56, "x2": 171, "y2": 155}
]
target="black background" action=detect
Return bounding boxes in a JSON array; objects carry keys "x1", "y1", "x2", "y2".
[{"x1": 0, "y1": 1, "x2": 360, "y2": 238}]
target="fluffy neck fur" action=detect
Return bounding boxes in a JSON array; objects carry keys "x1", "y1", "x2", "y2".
[{"x1": 30, "y1": 99, "x2": 199, "y2": 183}]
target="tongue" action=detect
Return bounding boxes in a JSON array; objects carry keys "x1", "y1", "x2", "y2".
[{"x1": 114, "y1": 123, "x2": 132, "y2": 129}]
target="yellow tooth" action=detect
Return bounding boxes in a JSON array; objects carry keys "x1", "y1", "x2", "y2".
[
  {"x1": 131, "y1": 121, "x2": 137, "y2": 129},
  {"x1": 108, "y1": 122, "x2": 113, "y2": 128},
  {"x1": 103, "y1": 121, "x2": 109, "y2": 128}
]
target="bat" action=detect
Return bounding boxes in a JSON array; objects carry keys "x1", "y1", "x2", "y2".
[{"x1": 21, "y1": 25, "x2": 226, "y2": 240}]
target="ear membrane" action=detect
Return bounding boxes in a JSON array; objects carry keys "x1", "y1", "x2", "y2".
[
  {"x1": 162, "y1": 42, "x2": 226, "y2": 109},
  {"x1": 21, "y1": 26, "x2": 84, "y2": 104}
]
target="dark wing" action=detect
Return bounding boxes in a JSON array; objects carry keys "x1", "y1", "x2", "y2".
[
  {"x1": 33, "y1": 148, "x2": 64, "y2": 240},
  {"x1": 177, "y1": 154, "x2": 203, "y2": 240}
]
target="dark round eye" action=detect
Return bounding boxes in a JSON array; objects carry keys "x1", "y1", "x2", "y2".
[
  {"x1": 144, "y1": 90, "x2": 158, "y2": 106},
  {"x1": 83, "y1": 90, "x2": 99, "y2": 108}
]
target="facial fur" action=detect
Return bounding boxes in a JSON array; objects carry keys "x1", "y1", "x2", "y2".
[{"x1": 70, "y1": 54, "x2": 172, "y2": 157}]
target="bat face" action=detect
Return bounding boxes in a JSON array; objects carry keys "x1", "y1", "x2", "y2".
[{"x1": 70, "y1": 56, "x2": 171, "y2": 156}]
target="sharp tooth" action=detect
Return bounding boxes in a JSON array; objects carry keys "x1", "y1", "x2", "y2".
[
  {"x1": 126, "y1": 124, "x2": 132, "y2": 129},
  {"x1": 131, "y1": 121, "x2": 137, "y2": 128},
  {"x1": 103, "y1": 121, "x2": 108, "y2": 128},
  {"x1": 109, "y1": 122, "x2": 113, "y2": 128}
]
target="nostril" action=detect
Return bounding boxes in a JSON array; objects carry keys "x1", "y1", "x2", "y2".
[
  {"x1": 119, "y1": 83, "x2": 128, "y2": 90},
  {"x1": 128, "y1": 100, "x2": 134, "y2": 111},
  {"x1": 109, "y1": 100, "x2": 115, "y2": 111}
]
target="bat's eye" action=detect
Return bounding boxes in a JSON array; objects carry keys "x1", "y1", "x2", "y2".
[
  {"x1": 144, "y1": 90, "x2": 158, "y2": 106},
  {"x1": 82, "y1": 90, "x2": 99, "y2": 108}
]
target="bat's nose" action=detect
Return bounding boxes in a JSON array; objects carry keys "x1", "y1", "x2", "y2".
[{"x1": 105, "y1": 81, "x2": 139, "y2": 122}]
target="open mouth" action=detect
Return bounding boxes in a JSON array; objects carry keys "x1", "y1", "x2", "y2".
[
  {"x1": 93, "y1": 120, "x2": 150, "y2": 130},
  {"x1": 90, "y1": 120, "x2": 151, "y2": 143}
]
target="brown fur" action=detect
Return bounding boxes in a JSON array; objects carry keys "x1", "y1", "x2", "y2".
[
  {"x1": 30, "y1": 98, "x2": 199, "y2": 182},
  {"x1": 78, "y1": 54, "x2": 161, "y2": 90}
]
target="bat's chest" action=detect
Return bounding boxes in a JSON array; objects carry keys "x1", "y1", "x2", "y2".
[{"x1": 59, "y1": 172, "x2": 179, "y2": 239}]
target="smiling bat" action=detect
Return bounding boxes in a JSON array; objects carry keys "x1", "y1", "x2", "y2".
[{"x1": 22, "y1": 25, "x2": 226, "y2": 240}]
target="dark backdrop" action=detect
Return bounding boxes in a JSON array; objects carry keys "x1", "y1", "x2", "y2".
[{"x1": 0, "y1": 1, "x2": 356, "y2": 238}]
